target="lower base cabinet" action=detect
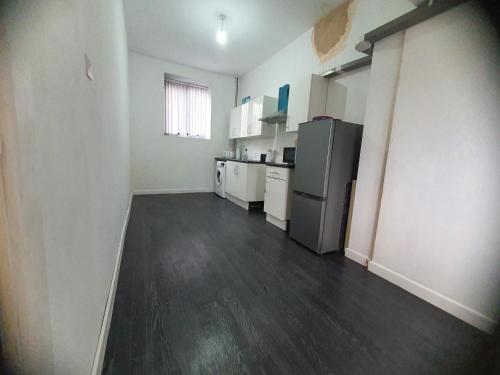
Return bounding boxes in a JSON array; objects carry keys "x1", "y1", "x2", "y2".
[
  {"x1": 226, "y1": 161, "x2": 266, "y2": 209},
  {"x1": 264, "y1": 166, "x2": 294, "y2": 231}
]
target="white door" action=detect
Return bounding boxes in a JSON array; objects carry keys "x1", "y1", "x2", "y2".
[{"x1": 264, "y1": 177, "x2": 288, "y2": 220}]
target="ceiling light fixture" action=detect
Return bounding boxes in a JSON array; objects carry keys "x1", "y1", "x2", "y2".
[{"x1": 216, "y1": 14, "x2": 227, "y2": 45}]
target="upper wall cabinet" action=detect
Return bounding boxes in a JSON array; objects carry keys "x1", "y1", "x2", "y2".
[
  {"x1": 286, "y1": 74, "x2": 328, "y2": 132},
  {"x1": 229, "y1": 96, "x2": 278, "y2": 139},
  {"x1": 229, "y1": 105, "x2": 243, "y2": 138}
]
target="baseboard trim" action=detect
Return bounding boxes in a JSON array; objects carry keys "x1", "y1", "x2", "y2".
[
  {"x1": 266, "y1": 214, "x2": 287, "y2": 231},
  {"x1": 226, "y1": 194, "x2": 250, "y2": 210},
  {"x1": 345, "y1": 247, "x2": 369, "y2": 267},
  {"x1": 91, "y1": 192, "x2": 133, "y2": 375},
  {"x1": 133, "y1": 188, "x2": 214, "y2": 195},
  {"x1": 368, "y1": 261, "x2": 497, "y2": 333}
]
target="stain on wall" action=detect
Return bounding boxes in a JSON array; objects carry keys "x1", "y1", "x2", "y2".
[{"x1": 312, "y1": 0, "x2": 355, "y2": 63}]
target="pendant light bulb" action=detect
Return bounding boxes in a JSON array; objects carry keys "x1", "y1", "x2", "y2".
[{"x1": 216, "y1": 14, "x2": 227, "y2": 45}]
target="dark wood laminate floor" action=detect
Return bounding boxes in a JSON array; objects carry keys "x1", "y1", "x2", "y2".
[{"x1": 102, "y1": 193, "x2": 491, "y2": 375}]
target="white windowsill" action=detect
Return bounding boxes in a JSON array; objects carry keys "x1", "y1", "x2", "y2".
[{"x1": 163, "y1": 133, "x2": 211, "y2": 140}]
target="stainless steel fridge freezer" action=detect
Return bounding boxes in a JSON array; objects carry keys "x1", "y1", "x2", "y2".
[{"x1": 289, "y1": 119, "x2": 363, "y2": 254}]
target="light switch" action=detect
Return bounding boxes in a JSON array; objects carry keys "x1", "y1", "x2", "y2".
[{"x1": 85, "y1": 54, "x2": 94, "y2": 80}]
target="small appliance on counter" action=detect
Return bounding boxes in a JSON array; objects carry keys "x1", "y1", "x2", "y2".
[
  {"x1": 241, "y1": 148, "x2": 248, "y2": 161},
  {"x1": 265, "y1": 150, "x2": 275, "y2": 163},
  {"x1": 283, "y1": 147, "x2": 296, "y2": 164}
]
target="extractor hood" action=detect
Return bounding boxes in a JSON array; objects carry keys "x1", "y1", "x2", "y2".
[{"x1": 259, "y1": 111, "x2": 288, "y2": 124}]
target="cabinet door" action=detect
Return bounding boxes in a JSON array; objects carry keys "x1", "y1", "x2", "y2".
[
  {"x1": 286, "y1": 74, "x2": 327, "y2": 133},
  {"x1": 246, "y1": 164, "x2": 266, "y2": 201},
  {"x1": 264, "y1": 177, "x2": 289, "y2": 220},
  {"x1": 286, "y1": 75, "x2": 311, "y2": 133},
  {"x1": 249, "y1": 97, "x2": 263, "y2": 136},
  {"x1": 308, "y1": 75, "x2": 329, "y2": 122},
  {"x1": 240, "y1": 102, "x2": 251, "y2": 137},
  {"x1": 233, "y1": 163, "x2": 248, "y2": 201},
  {"x1": 234, "y1": 96, "x2": 278, "y2": 138},
  {"x1": 225, "y1": 161, "x2": 237, "y2": 196},
  {"x1": 229, "y1": 107, "x2": 242, "y2": 139}
]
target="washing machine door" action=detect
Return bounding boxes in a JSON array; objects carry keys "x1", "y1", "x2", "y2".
[{"x1": 216, "y1": 168, "x2": 222, "y2": 186}]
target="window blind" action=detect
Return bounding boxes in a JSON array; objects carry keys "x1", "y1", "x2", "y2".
[{"x1": 165, "y1": 79, "x2": 211, "y2": 139}]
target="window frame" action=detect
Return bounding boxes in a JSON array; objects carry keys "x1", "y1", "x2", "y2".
[{"x1": 163, "y1": 77, "x2": 212, "y2": 140}]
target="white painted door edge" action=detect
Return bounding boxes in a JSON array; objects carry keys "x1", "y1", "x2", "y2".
[{"x1": 91, "y1": 192, "x2": 133, "y2": 375}]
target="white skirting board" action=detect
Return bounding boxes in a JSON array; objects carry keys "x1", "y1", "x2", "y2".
[
  {"x1": 266, "y1": 214, "x2": 287, "y2": 231},
  {"x1": 90, "y1": 193, "x2": 133, "y2": 375},
  {"x1": 133, "y1": 188, "x2": 214, "y2": 195},
  {"x1": 345, "y1": 247, "x2": 369, "y2": 267},
  {"x1": 368, "y1": 261, "x2": 497, "y2": 333},
  {"x1": 226, "y1": 194, "x2": 250, "y2": 210}
]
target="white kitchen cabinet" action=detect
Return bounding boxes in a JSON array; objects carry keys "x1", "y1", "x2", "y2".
[
  {"x1": 229, "y1": 105, "x2": 242, "y2": 139},
  {"x1": 225, "y1": 161, "x2": 247, "y2": 201},
  {"x1": 226, "y1": 161, "x2": 266, "y2": 210},
  {"x1": 240, "y1": 102, "x2": 250, "y2": 138},
  {"x1": 264, "y1": 178, "x2": 288, "y2": 219},
  {"x1": 286, "y1": 74, "x2": 328, "y2": 132},
  {"x1": 264, "y1": 166, "x2": 294, "y2": 231},
  {"x1": 228, "y1": 96, "x2": 278, "y2": 139},
  {"x1": 244, "y1": 96, "x2": 278, "y2": 138}
]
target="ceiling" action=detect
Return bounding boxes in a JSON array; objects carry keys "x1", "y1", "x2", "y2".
[{"x1": 123, "y1": 0, "x2": 344, "y2": 76}]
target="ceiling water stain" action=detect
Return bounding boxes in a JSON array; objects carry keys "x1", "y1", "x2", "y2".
[{"x1": 312, "y1": 0, "x2": 355, "y2": 63}]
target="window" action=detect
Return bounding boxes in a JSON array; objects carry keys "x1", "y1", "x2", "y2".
[{"x1": 164, "y1": 79, "x2": 211, "y2": 139}]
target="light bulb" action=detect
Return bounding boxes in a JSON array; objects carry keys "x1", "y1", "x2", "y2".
[{"x1": 216, "y1": 30, "x2": 227, "y2": 45}]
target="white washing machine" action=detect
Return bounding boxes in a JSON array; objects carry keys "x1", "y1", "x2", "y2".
[{"x1": 215, "y1": 161, "x2": 226, "y2": 198}]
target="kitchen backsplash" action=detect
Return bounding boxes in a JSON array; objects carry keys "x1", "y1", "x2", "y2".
[{"x1": 235, "y1": 123, "x2": 297, "y2": 163}]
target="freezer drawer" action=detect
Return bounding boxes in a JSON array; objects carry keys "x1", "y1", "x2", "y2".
[{"x1": 289, "y1": 192, "x2": 326, "y2": 253}]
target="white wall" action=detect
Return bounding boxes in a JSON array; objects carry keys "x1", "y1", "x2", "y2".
[
  {"x1": 129, "y1": 51, "x2": 236, "y2": 194},
  {"x1": 369, "y1": 3, "x2": 500, "y2": 332},
  {"x1": 236, "y1": 0, "x2": 415, "y2": 162},
  {"x1": 346, "y1": 33, "x2": 405, "y2": 265},
  {"x1": 0, "y1": 0, "x2": 131, "y2": 374}
]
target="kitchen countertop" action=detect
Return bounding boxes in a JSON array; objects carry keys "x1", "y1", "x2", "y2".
[
  {"x1": 215, "y1": 157, "x2": 266, "y2": 164},
  {"x1": 215, "y1": 157, "x2": 295, "y2": 168},
  {"x1": 265, "y1": 162, "x2": 295, "y2": 169}
]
